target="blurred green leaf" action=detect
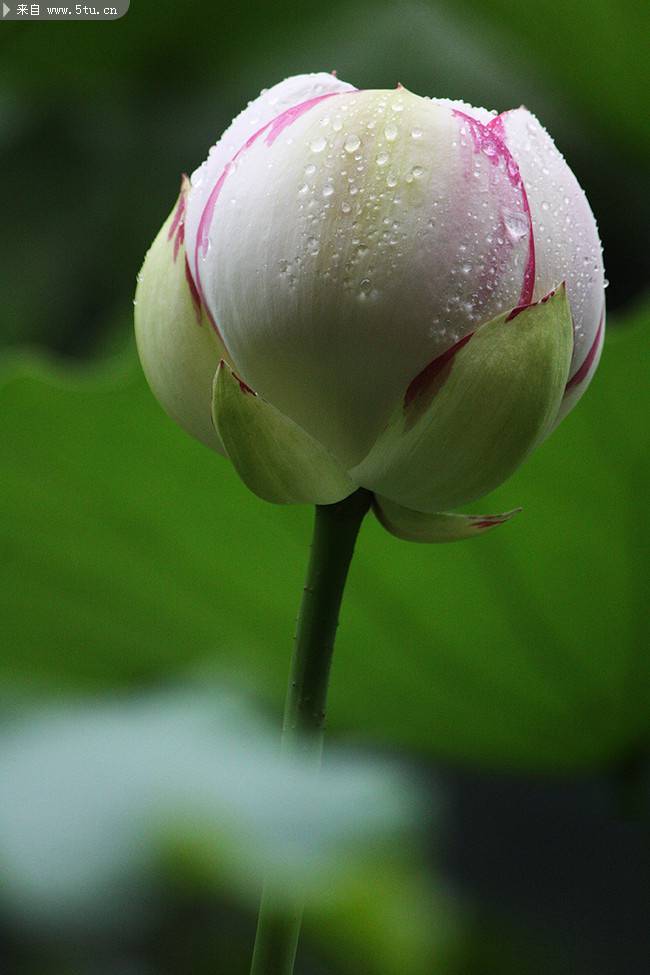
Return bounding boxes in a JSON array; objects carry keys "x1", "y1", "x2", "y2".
[
  {"x1": 0, "y1": 311, "x2": 648, "y2": 771},
  {"x1": 0, "y1": 689, "x2": 433, "y2": 974}
]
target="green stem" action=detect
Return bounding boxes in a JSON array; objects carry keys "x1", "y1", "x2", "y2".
[{"x1": 250, "y1": 488, "x2": 373, "y2": 975}]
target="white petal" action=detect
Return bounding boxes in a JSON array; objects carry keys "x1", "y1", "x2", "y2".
[
  {"x1": 184, "y1": 72, "x2": 356, "y2": 285},
  {"x1": 499, "y1": 107, "x2": 606, "y2": 404},
  {"x1": 195, "y1": 89, "x2": 535, "y2": 466},
  {"x1": 430, "y1": 96, "x2": 497, "y2": 125}
]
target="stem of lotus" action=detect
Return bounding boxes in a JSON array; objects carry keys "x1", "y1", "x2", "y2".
[{"x1": 249, "y1": 488, "x2": 373, "y2": 975}]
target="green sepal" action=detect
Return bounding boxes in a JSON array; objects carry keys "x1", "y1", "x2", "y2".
[
  {"x1": 212, "y1": 362, "x2": 356, "y2": 505},
  {"x1": 351, "y1": 284, "x2": 573, "y2": 512},
  {"x1": 374, "y1": 495, "x2": 521, "y2": 543}
]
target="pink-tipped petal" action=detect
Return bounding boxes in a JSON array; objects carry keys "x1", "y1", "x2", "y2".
[
  {"x1": 555, "y1": 306, "x2": 605, "y2": 424},
  {"x1": 184, "y1": 72, "x2": 356, "y2": 296},
  {"x1": 135, "y1": 185, "x2": 229, "y2": 454},
  {"x1": 374, "y1": 494, "x2": 522, "y2": 543},
  {"x1": 497, "y1": 107, "x2": 605, "y2": 415},
  {"x1": 453, "y1": 110, "x2": 536, "y2": 306}
]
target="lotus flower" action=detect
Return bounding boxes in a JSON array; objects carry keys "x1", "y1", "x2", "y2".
[{"x1": 135, "y1": 72, "x2": 605, "y2": 542}]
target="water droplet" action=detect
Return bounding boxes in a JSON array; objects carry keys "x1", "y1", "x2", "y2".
[
  {"x1": 384, "y1": 124, "x2": 398, "y2": 142},
  {"x1": 305, "y1": 163, "x2": 316, "y2": 176},
  {"x1": 344, "y1": 134, "x2": 361, "y2": 153},
  {"x1": 278, "y1": 259, "x2": 290, "y2": 273},
  {"x1": 541, "y1": 200, "x2": 550, "y2": 211},
  {"x1": 310, "y1": 136, "x2": 327, "y2": 153},
  {"x1": 411, "y1": 166, "x2": 424, "y2": 179},
  {"x1": 341, "y1": 200, "x2": 351, "y2": 213},
  {"x1": 322, "y1": 184, "x2": 334, "y2": 198},
  {"x1": 386, "y1": 172, "x2": 397, "y2": 188},
  {"x1": 503, "y1": 210, "x2": 529, "y2": 242},
  {"x1": 298, "y1": 184, "x2": 309, "y2": 195},
  {"x1": 376, "y1": 152, "x2": 389, "y2": 167},
  {"x1": 411, "y1": 127, "x2": 423, "y2": 139},
  {"x1": 306, "y1": 237, "x2": 320, "y2": 255}
]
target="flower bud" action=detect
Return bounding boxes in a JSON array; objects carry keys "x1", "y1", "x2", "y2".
[{"x1": 135, "y1": 73, "x2": 606, "y2": 540}]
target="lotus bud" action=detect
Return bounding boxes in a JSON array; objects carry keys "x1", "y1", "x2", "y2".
[{"x1": 135, "y1": 73, "x2": 606, "y2": 542}]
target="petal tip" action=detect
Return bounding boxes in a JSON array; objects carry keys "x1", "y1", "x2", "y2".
[{"x1": 468, "y1": 506, "x2": 522, "y2": 532}]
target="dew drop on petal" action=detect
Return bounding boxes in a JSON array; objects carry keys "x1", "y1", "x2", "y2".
[{"x1": 503, "y1": 209, "x2": 529, "y2": 242}]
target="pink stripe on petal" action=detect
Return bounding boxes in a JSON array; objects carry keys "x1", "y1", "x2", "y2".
[
  {"x1": 505, "y1": 285, "x2": 558, "y2": 322},
  {"x1": 167, "y1": 182, "x2": 186, "y2": 242},
  {"x1": 168, "y1": 175, "x2": 190, "y2": 264},
  {"x1": 184, "y1": 255, "x2": 203, "y2": 325},
  {"x1": 564, "y1": 313, "x2": 604, "y2": 393},
  {"x1": 453, "y1": 110, "x2": 536, "y2": 306},
  {"x1": 404, "y1": 331, "x2": 473, "y2": 424},
  {"x1": 264, "y1": 91, "x2": 340, "y2": 146},
  {"x1": 172, "y1": 222, "x2": 184, "y2": 263},
  {"x1": 235, "y1": 374, "x2": 256, "y2": 396},
  {"x1": 473, "y1": 517, "x2": 506, "y2": 529},
  {"x1": 220, "y1": 362, "x2": 255, "y2": 396},
  {"x1": 193, "y1": 91, "x2": 350, "y2": 320}
]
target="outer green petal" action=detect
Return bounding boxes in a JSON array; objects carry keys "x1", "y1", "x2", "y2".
[
  {"x1": 212, "y1": 362, "x2": 355, "y2": 505},
  {"x1": 351, "y1": 285, "x2": 573, "y2": 513},
  {"x1": 134, "y1": 177, "x2": 227, "y2": 453},
  {"x1": 374, "y1": 495, "x2": 521, "y2": 543}
]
